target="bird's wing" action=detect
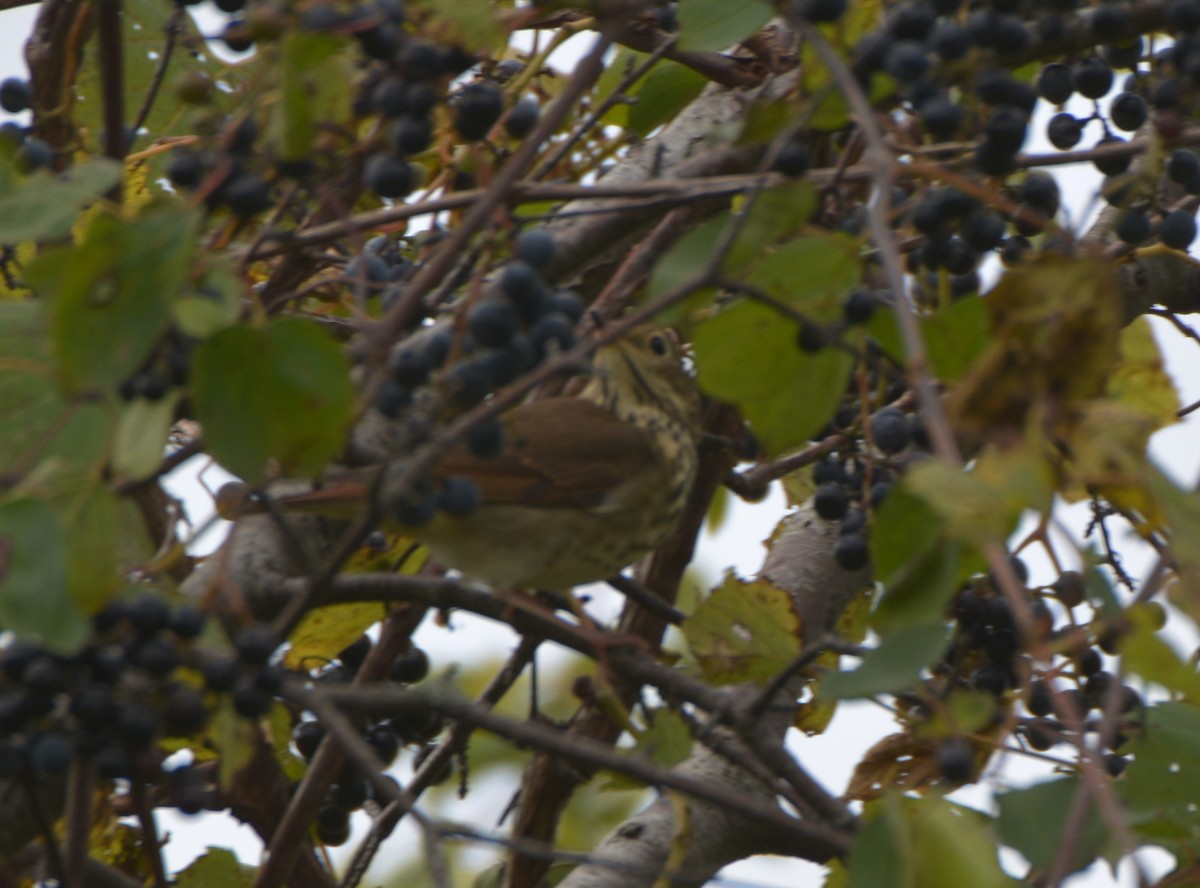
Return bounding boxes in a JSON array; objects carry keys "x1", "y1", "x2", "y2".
[{"x1": 436, "y1": 397, "x2": 659, "y2": 509}]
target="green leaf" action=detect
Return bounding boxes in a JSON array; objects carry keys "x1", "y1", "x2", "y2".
[
  {"x1": 872, "y1": 539, "x2": 982, "y2": 635},
  {"x1": 749, "y1": 232, "x2": 862, "y2": 316},
  {"x1": 1119, "y1": 702, "x2": 1200, "y2": 854},
  {"x1": 727, "y1": 182, "x2": 819, "y2": 274},
  {"x1": 191, "y1": 317, "x2": 355, "y2": 481},
  {"x1": 33, "y1": 204, "x2": 200, "y2": 395},
  {"x1": 821, "y1": 621, "x2": 951, "y2": 700},
  {"x1": 648, "y1": 217, "x2": 723, "y2": 304},
  {"x1": 849, "y1": 795, "x2": 1018, "y2": 888},
  {"x1": 677, "y1": 0, "x2": 773, "y2": 52},
  {"x1": 65, "y1": 482, "x2": 121, "y2": 616},
  {"x1": 75, "y1": 0, "x2": 231, "y2": 141},
  {"x1": 604, "y1": 709, "x2": 693, "y2": 790},
  {"x1": 868, "y1": 297, "x2": 991, "y2": 384},
  {"x1": 870, "y1": 482, "x2": 943, "y2": 590},
  {"x1": 408, "y1": 0, "x2": 502, "y2": 51},
  {"x1": 0, "y1": 497, "x2": 89, "y2": 651},
  {"x1": 113, "y1": 392, "x2": 180, "y2": 481},
  {"x1": 174, "y1": 261, "x2": 243, "y2": 338},
  {"x1": 272, "y1": 31, "x2": 351, "y2": 164},
  {"x1": 626, "y1": 60, "x2": 707, "y2": 138},
  {"x1": 0, "y1": 159, "x2": 122, "y2": 244},
  {"x1": 1120, "y1": 607, "x2": 1200, "y2": 705},
  {"x1": 694, "y1": 299, "x2": 853, "y2": 455},
  {"x1": 683, "y1": 573, "x2": 802, "y2": 685},
  {"x1": 175, "y1": 846, "x2": 256, "y2": 888},
  {"x1": 996, "y1": 777, "x2": 1106, "y2": 875}
]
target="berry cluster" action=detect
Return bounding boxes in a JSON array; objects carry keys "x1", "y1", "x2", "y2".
[
  {"x1": 0, "y1": 76, "x2": 53, "y2": 174},
  {"x1": 292, "y1": 635, "x2": 443, "y2": 845},
  {"x1": 372, "y1": 227, "x2": 586, "y2": 525},
  {"x1": 923, "y1": 562, "x2": 1150, "y2": 783},
  {"x1": 0, "y1": 597, "x2": 211, "y2": 805}
]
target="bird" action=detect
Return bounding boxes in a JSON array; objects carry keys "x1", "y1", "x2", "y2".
[{"x1": 232, "y1": 326, "x2": 703, "y2": 589}]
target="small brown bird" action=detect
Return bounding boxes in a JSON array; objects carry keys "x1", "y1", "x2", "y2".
[{"x1": 252, "y1": 327, "x2": 702, "y2": 589}]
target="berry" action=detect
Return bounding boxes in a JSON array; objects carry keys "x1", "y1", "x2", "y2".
[
  {"x1": 0, "y1": 77, "x2": 30, "y2": 113},
  {"x1": 772, "y1": 138, "x2": 812, "y2": 177},
  {"x1": 224, "y1": 173, "x2": 271, "y2": 217},
  {"x1": 391, "y1": 646, "x2": 430, "y2": 683},
  {"x1": 984, "y1": 106, "x2": 1028, "y2": 154},
  {"x1": 315, "y1": 805, "x2": 351, "y2": 845},
  {"x1": 515, "y1": 228, "x2": 557, "y2": 269},
  {"x1": 798, "y1": 0, "x2": 847, "y2": 22},
  {"x1": 1091, "y1": 4, "x2": 1130, "y2": 40},
  {"x1": 1167, "y1": 148, "x2": 1200, "y2": 185},
  {"x1": 1024, "y1": 720, "x2": 1057, "y2": 751},
  {"x1": 1073, "y1": 57, "x2": 1114, "y2": 100},
  {"x1": 221, "y1": 19, "x2": 254, "y2": 53},
  {"x1": 843, "y1": 289, "x2": 876, "y2": 325},
  {"x1": 1093, "y1": 136, "x2": 1131, "y2": 176},
  {"x1": 889, "y1": 3, "x2": 936, "y2": 40},
  {"x1": 396, "y1": 41, "x2": 445, "y2": 81},
  {"x1": 885, "y1": 40, "x2": 930, "y2": 83},
  {"x1": 1109, "y1": 92, "x2": 1147, "y2": 131},
  {"x1": 235, "y1": 624, "x2": 278, "y2": 666},
  {"x1": 1171, "y1": 0, "x2": 1200, "y2": 32},
  {"x1": 936, "y1": 737, "x2": 973, "y2": 782},
  {"x1": 1105, "y1": 38, "x2": 1142, "y2": 70},
  {"x1": 871, "y1": 408, "x2": 911, "y2": 454},
  {"x1": 813, "y1": 458, "x2": 847, "y2": 486},
  {"x1": 1021, "y1": 173, "x2": 1060, "y2": 217},
  {"x1": 169, "y1": 606, "x2": 207, "y2": 640},
  {"x1": 453, "y1": 83, "x2": 504, "y2": 140},
  {"x1": 202, "y1": 654, "x2": 239, "y2": 692},
  {"x1": 1116, "y1": 208, "x2": 1152, "y2": 245},
  {"x1": 15, "y1": 138, "x2": 52, "y2": 173},
  {"x1": 118, "y1": 702, "x2": 160, "y2": 745},
  {"x1": 961, "y1": 211, "x2": 1006, "y2": 253},
  {"x1": 330, "y1": 777, "x2": 371, "y2": 812},
  {"x1": 531, "y1": 312, "x2": 576, "y2": 357},
  {"x1": 231, "y1": 675, "x2": 273, "y2": 718},
  {"x1": 1027, "y1": 681, "x2": 1054, "y2": 717},
  {"x1": 167, "y1": 148, "x2": 203, "y2": 189},
  {"x1": 972, "y1": 662, "x2": 1010, "y2": 696},
  {"x1": 814, "y1": 482, "x2": 849, "y2": 520},
  {"x1": 504, "y1": 96, "x2": 540, "y2": 138},
  {"x1": 992, "y1": 16, "x2": 1029, "y2": 56},
  {"x1": 163, "y1": 686, "x2": 209, "y2": 735},
  {"x1": 440, "y1": 476, "x2": 481, "y2": 517},
  {"x1": 796, "y1": 321, "x2": 826, "y2": 353},
  {"x1": 294, "y1": 720, "x2": 326, "y2": 759},
  {"x1": 468, "y1": 299, "x2": 519, "y2": 348},
  {"x1": 391, "y1": 708, "x2": 444, "y2": 745},
  {"x1": 1051, "y1": 570, "x2": 1086, "y2": 607},
  {"x1": 391, "y1": 115, "x2": 432, "y2": 155},
  {"x1": 364, "y1": 152, "x2": 415, "y2": 199},
  {"x1": 1159, "y1": 209, "x2": 1198, "y2": 250},
  {"x1": 388, "y1": 478, "x2": 439, "y2": 526},
  {"x1": 929, "y1": 22, "x2": 968, "y2": 61},
  {"x1": 835, "y1": 533, "x2": 870, "y2": 570},
  {"x1": 499, "y1": 260, "x2": 541, "y2": 301},
  {"x1": 1037, "y1": 63, "x2": 1074, "y2": 104},
  {"x1": 919, "y1": 96, "x2": 962, "y2": 140},
  {"x1": 337, "y1": 635, "x2": 372, "y2": 673},
  {"x1": 465, "y1": 415, "x2": 504, "y2": 458},
  {"x1": 367, "y1": 722, "x2": 400, "y2": 764},
  {"x1": 374, "y1": 381, "x2": 410, "y2": 418},
  {"x1": 128, "y1": 594, "x2": 171, "y2": 635},
  {"x1": 1046, "y1": 113, "x2": 1084, "y2": 150},
  {"x1": 133, "y1": 635, "x2": 180, "y2": 675},
  {"x1": 546, "y1": 290, "x2": 585, "y2": 323},
  {"x1": 31, "y1": 734, "x2": 73, "y2": 774}
]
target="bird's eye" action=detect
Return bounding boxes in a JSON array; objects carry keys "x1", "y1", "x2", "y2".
[{"x1": 649, "y1": 334, "x2": 668, "y2": 356}]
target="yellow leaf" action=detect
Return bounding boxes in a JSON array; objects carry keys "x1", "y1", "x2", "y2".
[{"x1": 1108, "y1": 317, "x2": 1181, "y2": 429}]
